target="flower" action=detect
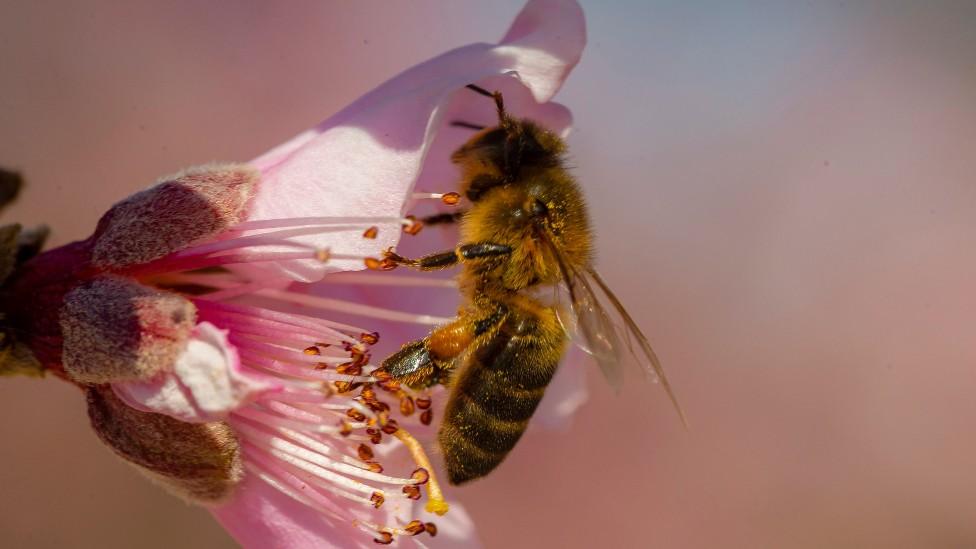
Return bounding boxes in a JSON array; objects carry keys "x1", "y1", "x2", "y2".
[{"x1": 0, "y1": 0, "x2": 586, "y2": 546}]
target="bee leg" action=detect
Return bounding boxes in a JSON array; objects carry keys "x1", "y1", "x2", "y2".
[
  {"x1": 420, "y1": 211, "x2": 466, "y2": 226},
  {"x1": 384, "y1": 242, "x2": 511, "y2": 271},
  {"x1": 379, "y1": 308, "x2": 507, "y2": 388}
]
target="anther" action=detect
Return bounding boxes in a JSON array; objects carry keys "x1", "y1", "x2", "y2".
[
  {"x1": 346, "y1": 409, "x2": 367, "y2": 422},
  {"x1": 403, "y1": 216, "x2": 423, "y2": 236},
  {"x1": 441, "y1": 191, "x2": 461, "y2": 205},
  {"x1": 303, "y1": 346, "x2": 321, "y2": 356},
  {"x1": 402, "y1": 484, "x2": 421, "y2": 500},
  {"x1": 360, "y1": 331, "x2": 380, "y2": 345},
  {"x1": 381, "y1": 419, "x2": 399, "y2": 435},
  {"x1": 315, "y1": 248, "x2": 331, "y2": 263},
  {"x1": 364, "y1": 257, "x2": 383, "y2": 270},
  {"x1": 362, "y1": 226, "x2": 379, "y2": 239},
  {"x1": 416, "y1": 396, "x2": 432, "y2": 410},
  {"x1": 420, "y1": 409, "x2": 433, "y2": 426},
  {"x1": 425, "y1": 523, "x2": 438, "y2": 537},
  {"x1": 339, "y1": 422, "x2": 353, "y2": 437},
  {"x1": 357, "y1": 443, "x2": 375, "y2": 461},
  {"x1": 404, "y1": 520, "x2": 426, "y2": 536},
  {"x1": 411, "y1": 468, "x2": 430, "y2": 485},
  {"x1": 372, "y1": 370, "x2": 392, "y2": 383},
  {"x1": 337, "y1": 362, "x2": 363, "y2": 376},
  {"x1": 365, "y1": 428, "x2": 382, "y2": 445},
  {"x1": 373, "y1": 532, "x2": 393, "y2": 545},
  {"x1": 399, "y1": 395, "x2": 415, "y2": 416},
  {"x1": 379, "y1": 257, "x2": 398, "y2": 271},
  {"x1": 370, "y1": 491, "x2": 385, "y2": 508},
  {"x1": 366, "y1": 461, "x2": 384, "y2": 474}
]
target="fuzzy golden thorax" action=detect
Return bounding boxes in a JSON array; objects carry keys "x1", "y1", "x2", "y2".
[{"x1": 454, "y1": 117, "x2": 592, "y2": 292}]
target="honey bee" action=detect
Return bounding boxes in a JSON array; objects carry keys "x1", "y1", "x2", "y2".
[{"x1": 378, "y1": 85, "x2": 685, "y2": 485}]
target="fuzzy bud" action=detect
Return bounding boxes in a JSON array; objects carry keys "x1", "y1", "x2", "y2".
[
  {"x1": 91, "y1": 163, "x2": 258, "y2": 269},
  {"x1": 86, "y1": 385, "x2": 243, "y2": 503},
  {"x1": 60, "y1": 276, "x2": 196, "y2": 384}
]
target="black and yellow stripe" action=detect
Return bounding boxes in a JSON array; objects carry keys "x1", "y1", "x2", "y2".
[{"x1": 439, "y1": 306, "x2": 566, "y2": 484}]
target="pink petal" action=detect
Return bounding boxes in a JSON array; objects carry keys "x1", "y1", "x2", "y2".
[
  {"x1": 113, "y1": 322, "x2": 279, "y2": 422},
  {"x1": 212, "y1": 473, "x2": 479, "y2": 549},
  {"x1": 239, "y1": 0, "x2": 586, "y2": 282},
  {"x1": 211, "y1": 474, "x2": 363, "y2": 549}
]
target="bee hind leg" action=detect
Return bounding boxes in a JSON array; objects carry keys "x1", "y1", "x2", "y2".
[{"x1": 377, "y1": 339, "x2": 443, "y2": 389}]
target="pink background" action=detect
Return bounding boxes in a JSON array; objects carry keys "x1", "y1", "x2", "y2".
[{"x1": 2, "y1": 1, "x2": 975, "y2": 547}]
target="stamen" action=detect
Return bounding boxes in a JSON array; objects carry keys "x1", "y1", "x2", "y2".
[
  {"x1": 392, "y1": 427, "x2": 449, "y2": 515},
  {"x1": 231, "y1": 216, "x2": 408, "y2": 232},
  {"x1": 323, "y1": 272, "x2": 458, "y2": 289},
  {"x1": 410, "y1": 192, "x2": 461, "y2": 205},
  {"x1": 362, "y1": 226, "x2": 379, "y2": 239},
  {"x1": 254, "y1": 288, "x2": 452, "y2": 326}
]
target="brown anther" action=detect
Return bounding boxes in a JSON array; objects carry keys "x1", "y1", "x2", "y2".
[
  {"x1": 366, "y1": 461, "x2": 384, "y2": 474},
  {"x1": 404, "y1": 520, "x2": 426, "y2": 536},
  {"x1": 403, "y1": 215, "x2": 423, "y2": 236},
  {"x1": 314, "y1": 342, "x2": 332, "y2": 349},
  {"x1": 425, "y1": 523, "x2": 438, "y2": 537},
  {"x1": 365, "y1": 428, "x2": 382, "y2": 444},
  {"x1": 399, "y1": 395, "x2": 415, "y2": 416},
  {"x1": 420, "y1": 409, "x2": 433, "y2": 426},
  {"x1": 334, "y1": 381, "x2": 352, "y2": 393},
  {"x1": 339, "y1": 422, "x2": 353, "y2": 437},
  {"x1": 416, "y1": 396, "x2": 432, "y2": 410},
  {"x1": 379, "y1": 257, "x2": 398, "y2": 271},
  {"x1": 358, "y1": 443, "x2": 375, "y2": 461},
  {"x1": 313, "y1": 362, "x2": 329, "y2": 370},
  {"x1": 370, "y1": 491, "x2": 385, "y2": 509},
  {"x1": 364, "y1": 257, "x2": 383, "y2": 270},
  {"x1": 362, "y1": 226, "x2": 379, "y2": 239},
  {"x1": 373, "y1": 532, "x2": 393, "y2": 545},
  {"x1": 441, "y1": 191, "x2": 461, "y2": 205},
  {"x1": 402, "y1": 484, "x2": 421, "y2": 500},
  {"x1": 346, "y1": 409, "x2": 367, "y2": 422},
  {"x1": 303, "y1": 346, "x2": 321, "y2": 356},
  {"x1": 360, "y1": 331, "x2": 380, "y2": 345},
  {"x1": 360, "y1": 386, "x2": 377, "y2": 401},
  {"x1": 381, "y1": 419, "x2": 399, "y2": 435},
  {"x1": 336, "y1": 362, "x2": 363, "y2": 376},
  {"x1": 364, "y1": 399, "x2": 388, "y2": 414},
  {"x1": 411, "y1": 467, "x2": 430, "y2": 485},
  {"x1": 372, "y1": 369, "x2": 392, "y2": 382},
  {"x1": 315, "y1": 248, "x2": 331, "y2": 263}
]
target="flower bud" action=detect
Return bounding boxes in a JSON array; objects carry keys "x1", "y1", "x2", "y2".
[
  {"x1": 60, "y1": 276, "x2": 196, "y2": 384},
  {"x1": 91, "y1": 163, "x2": 257, "y2": 269},
  {"x1": 86, "y1": 385, "x2": 243, "y2": 503}
]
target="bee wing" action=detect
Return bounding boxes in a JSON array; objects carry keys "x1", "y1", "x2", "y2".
[
  {"x1": 560, "y1": 268, "x2": 626, "y2": 393},
  {"x1": 573, "y1": 268, "x2": 688, "y2": 427}
]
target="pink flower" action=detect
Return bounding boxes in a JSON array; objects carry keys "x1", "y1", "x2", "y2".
[{"x1": 0, "y1": 0, "x2": 585, "y2": 546}]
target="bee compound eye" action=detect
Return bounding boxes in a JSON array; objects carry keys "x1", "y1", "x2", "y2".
[{"x1": 530, "y1": 198, "x2": 548, "y2": 217}]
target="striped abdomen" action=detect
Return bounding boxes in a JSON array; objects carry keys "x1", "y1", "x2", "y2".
[{"x1": 438, "y1": 306, "x2": 567, "y2": 484}]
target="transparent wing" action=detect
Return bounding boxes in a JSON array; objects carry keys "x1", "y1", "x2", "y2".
[
  {"x1": 540, "y1": 231, "x2": 687, "y2": 425},
  {"x1": 561, "y1": 266, "x2": 625, "y2": 393},
  {"x1": 585, "y1": 268, "x2": 688, "y2": 426}
]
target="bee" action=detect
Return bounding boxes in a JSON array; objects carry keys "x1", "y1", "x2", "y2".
[{"x1": 378, "y1": 84, "x2": 685, "y2": 485}]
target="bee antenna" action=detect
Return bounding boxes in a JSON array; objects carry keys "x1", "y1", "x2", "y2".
[{"x1": 464, "y1": 84, "x2": 506, "y2": 124}]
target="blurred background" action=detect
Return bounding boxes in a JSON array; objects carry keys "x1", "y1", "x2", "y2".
[{"x1": 2, "y1": 1, "x2": 976, "y2": 547}]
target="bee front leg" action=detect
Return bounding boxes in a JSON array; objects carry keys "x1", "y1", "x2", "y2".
[{"x1": 384, "y1": 242, "x2": 511, "y2": 271}]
